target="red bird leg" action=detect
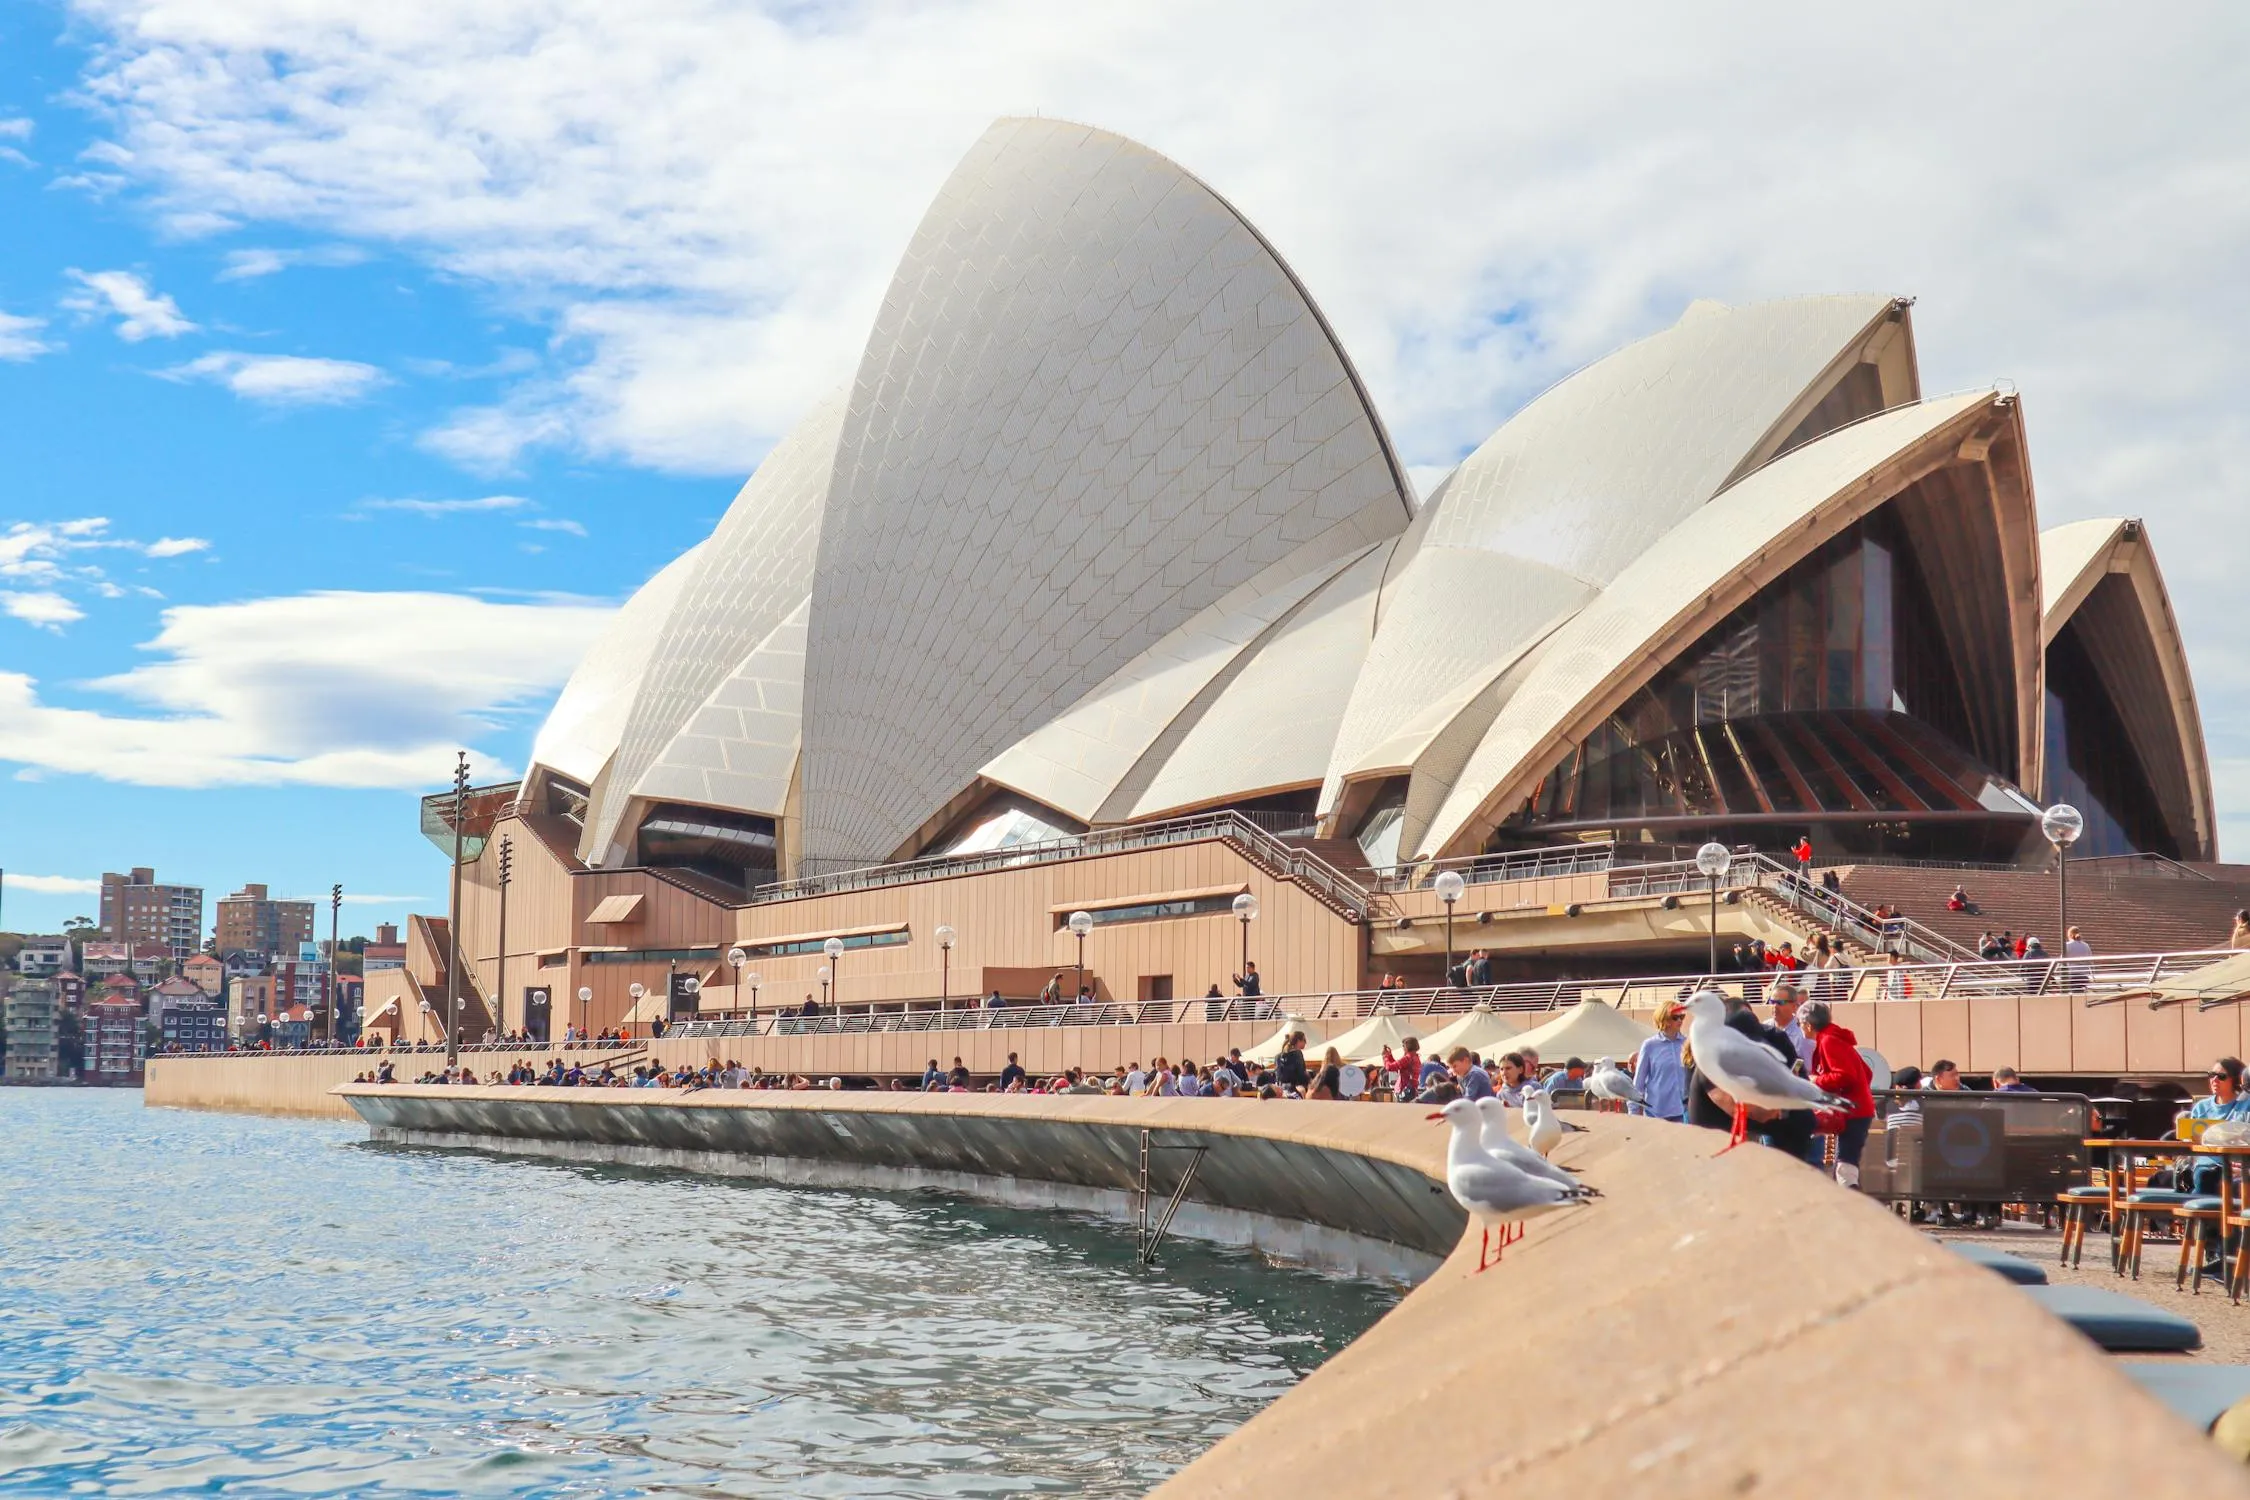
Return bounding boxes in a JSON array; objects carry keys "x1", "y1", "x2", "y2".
[
  {"x1": 1476, "y1": 1226, "x2": 1490, "y2": 1271},
  {"x1": 1716, "y1": 1103, "x2": 1748, "y2": 1156}
]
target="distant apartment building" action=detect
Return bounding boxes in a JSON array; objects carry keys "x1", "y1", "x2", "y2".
[
  {"x1": 14, "y1": 936, "x2": 73, "y2": 976},
  {"x1": 84, "y1": 980, "x2": 145, "y2": 1084},
  {"x1": 183, "y1": 953, "x2": 224, "y2": 998},
  {"x1": 82, "y1": 941, "x2": 169, "y2": 982},
  {"x1": 156, "y1": 993, "x2": 227, "y2": 1054},
  {"x1": 99, "y1": 868, "x2": 204, "y2": 959},
  {"x1": 227, "y1": 974, "x2": 273, "y2": 1034},
  {"x1": 363, "y1": 923, "x2": 406, "y2": 972},
  {"x1": 52, "y1": 972, "x2": 85, "y2": 1015},
  {"x1": 146, "y1": 977, "x2": 206, "y2": 1036},
  {"x1": 215, "y1": 883, "x2": 315, "y2": 963},
  {"x1": 3, "y1": 978, "x2": 58, "y2": 1079}
]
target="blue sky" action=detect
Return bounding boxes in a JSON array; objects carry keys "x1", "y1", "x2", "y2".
[{"x1": 1, "y1": 1, "x2": 2245, "y2": 938}]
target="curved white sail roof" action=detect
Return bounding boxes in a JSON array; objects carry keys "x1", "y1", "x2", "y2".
[
  {"x1": 1417, "y1": 390, "x2": 2005, "y2": 858},
  {"x1": 527, "y1": 543, "x2": 704, "y2": 788},
  {"x1": 2039, "y1": 517, "x2": 2216, "y2": 860},
  {"x1": 798, "y1": 117, "x2": 1413, "y2": 870},
  {"x1": 1322, "y1": 296, "x2": 1914, "y2": 823},
  {"x1": 582, "y1": 391, "x2": 846, "y2": 860}
]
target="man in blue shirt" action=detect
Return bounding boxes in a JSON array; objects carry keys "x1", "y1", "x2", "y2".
[{"x1": 1628, "y1": 1000, "x2": 1689, "y2": 1122}]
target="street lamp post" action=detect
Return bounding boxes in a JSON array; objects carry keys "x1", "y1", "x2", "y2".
[
  {"x1": 1231, "y1": 892, "x2": 1258, "y2": 1011},
  {"x1": 627, "y1": 982, "x2": 646, "y2": 1039},
  {"x1": 726, "y1": 946, "x2": 749, "y2": 1024},
  {"x1": 328, "y1": 882, "x2": 342, "y2": 1047},
  {"x1": 816, "y1": 965, "x2": 831, "y2": 1008},
  {"x1": 575, "y1": 985, "x2": 592, "y2": 1041},
  {"x1": 1695, "y1": 842, "x2": 1732, "y2": 976},
  {"x1": 494, "y1": 835, "x2": 512, "y2": 1042},
  {"x1": 935, "y1": 924, "x2": 956, "y2": 1012},
  {"x1": 1068, "y1": 910, "x2": 1093, "y2": 1005},
  {"x1": 444, "y1": 751, "x2": 468, "y2": 1071},
  {"x1": 1433, "y1": 871, "x2": 1466, "y2": 989},
  {"x1": 823, "y1": 937, "x2": 846, "y2": 1012},
  {"x1": 2042, "y1": 803, "x2": 2085, "y2": 944}
]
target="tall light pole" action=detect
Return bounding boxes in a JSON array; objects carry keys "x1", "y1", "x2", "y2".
[
  {"x1": 727, "y1": 946, "x2": 748, "y2": 1023},
  {"x1": 823, "y1": 936, "x2": 846, "y2": 1012},
  {"x1": 328, "y1": 882, "x2": 342, "y2": 1046},
  {"x1": 627, "y1": 981, "x2": 646, "y2": 1038},
  {"x1": 1068, "y1": 910, "x2": 1093, "y2": 1003},
  {"x1": 816, "y1": 965, "x2": 831, "y2": 1008},
  {"x1": 1232, "y1": 892, "x2": 1258, "y2": 1002},
  {"x1": 2042, "y1": 803, "x2": 2084, "y2": 946},
  {"x1": 444, "y1": 751, "x2": 468, "y2": 1071},
  {"x1": 1434, "y1": 871, "x2": 1465, "y2": 989},
  {"x1": 1695, "y1": 842, "x2": 1732, "y2": 976},
  {"x1": 576, "y1": 984, "x2": 592, "y2": 1041},
  {"x1": 494, "y1": 834, "x2": 512, "y2": 1042},
  {"x1": 935, "y1": 924, "x2": 956, "y2": 1011}
]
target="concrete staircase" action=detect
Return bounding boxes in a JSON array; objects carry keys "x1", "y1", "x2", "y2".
[
  {"x1": 1737, "y1": 885, "x2": 1882, "y2": 964},
  {"x1": 1832, "y1": 862, "x2": 2250, "y2": 957}
]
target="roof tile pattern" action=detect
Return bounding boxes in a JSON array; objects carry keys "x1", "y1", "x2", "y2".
[
  {"x1": 528, "y1": 543, "x2": 705, "y2": 787},
  {"x1": 800, "y1": 118, "x2": 1411, "y2": 868},
  {"x1": 585, "y1": 392, "x2": 846, "y2": 857}
]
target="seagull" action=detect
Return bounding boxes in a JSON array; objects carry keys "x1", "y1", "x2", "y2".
[
  {"x1": 1431, "y1": 1098, "x2": 1591, "y2": 1270},
  {"x1": 1475, "y1": 1097, "x2": 1598, "y2": 1211},
  {"x1": 1682, "y1": 989, "x2": 1851, "y2": 1155},
  {"x1": 1522, "y1": 1085, "x2": 1564, "y2": 1159},
  {"x1": 1587, "y1": 1056, "x2": 1644, "y2": 1109}
]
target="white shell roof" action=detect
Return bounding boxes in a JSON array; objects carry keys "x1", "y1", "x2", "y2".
[
  {"x1": 527, "y1": 543, "x2": 704, "y2": 787},
  {"x1": 797, "y1": 117, "x2": 1412, "y2": 868},
  {"x1": 979, "y1": 536, "x2": 1381, "y2": 824},
  {"x1": 1417, "y1": 390, "x2": 2000, "y2": 858},
  {"x1": 2040, "y1": 517, "x2": 2132, "y2": 628},
  {"x1": 1321, "y1": 295, "x2": 1905, "y2": 814},
  {"x1": 583, "y1": 390, "x2": 846, "y2": 856},
  {"x1": 1127, "y1": 537, "x2": 1392, "y2": 820}
]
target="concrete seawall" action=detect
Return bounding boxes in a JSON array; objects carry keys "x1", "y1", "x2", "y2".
[{"x1": 332, "y1": 1084, "x2": 2247, "y2": 1498}]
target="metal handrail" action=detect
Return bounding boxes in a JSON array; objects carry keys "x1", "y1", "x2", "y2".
[
  {"x1": 1367, "y1": 841, "x2": 1620, "y2": 893},
  {"x1": 1607, "y1": 852, "x2": 1979, "y2": 963},
  {"x1": 179, "y1": 949, "x2": 2243, "y2": 1055},
  {"x1": 747, "y1": 809, "x2": 1376, "y2": 918}
]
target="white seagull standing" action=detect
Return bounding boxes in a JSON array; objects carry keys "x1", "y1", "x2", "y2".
[
  {"x1": 1431, "y1": 1098, "x2": 1591, "y2": 1271},
  {"x1": 1473, "y1": 1096, "x2": 1597, "y2": 1255},
  {"x1": 1683, "y1": 989, "x2": 1852, "y2": 1154},
  {"x1": 1522, "y1": 1085, "x2": 1564, "y2": 1159},
  {"x1": 1587, "y1": 1056, "x2": 1644, "y2": 1109}
]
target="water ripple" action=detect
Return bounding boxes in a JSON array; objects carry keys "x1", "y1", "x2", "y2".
[{"x1": 0, "y1": 1091, "x2": 1394, "y2": 1497}]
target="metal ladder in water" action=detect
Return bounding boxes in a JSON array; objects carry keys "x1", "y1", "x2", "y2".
[{"x1": 1133, "y1": 1130, "x2": 1210, "y2": 1267}]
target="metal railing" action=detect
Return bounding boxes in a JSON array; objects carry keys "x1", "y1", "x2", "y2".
[
  {"x1": 1368, "y1": 841, "x2": 1621, "y2": 893},
  {"x1": 179, "y1": 949, "x2": 2245, "y2": 1056},
  {"x1": 1608, "y1": 851, "x2": 1980, "y2": 963},
  {"x1": 746, "y1": 810, "x2": 1376, "y2": 918}
]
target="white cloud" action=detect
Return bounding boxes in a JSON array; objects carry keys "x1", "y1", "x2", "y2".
[
  {"x1": 0, "y1": 310, "x2": 51, "y2": 360},
  {"x1": 2, "y1": 592, "x2": 87, "y2": 630},
  {"x1": 0, "y1": 518, "x2": 217, "y2": 610},
  {"x1": 216, "y1": 243, "x2": 367, "y2": 280},
  {"x1": 161, "y1": 350, "x2": 385, "y2": 405},
  {"x1": 520, "y1": 517, "x2": 585, "y2": 536},
  {"x1": 359, "y1": 494, "x2": 530, "y2": 517},
  {"x1": 62, "y1": 267, "x2": 195, "y2": 340},
  {"x1": 0, "y1": 118, "x2": 31, "y2": 141},
  {"x1": 0, "y1": 589, "x2": 612, "y2": 788},
  {"x1": 5, "y1": 873, "x2": 99, "y2": 895},
  {"x1": 143, "y1": 536, "x2": 210, "y2": 558}
]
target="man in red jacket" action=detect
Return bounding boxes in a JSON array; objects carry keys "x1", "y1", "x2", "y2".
[{"x1": 1802, "y1": 1000, "x2": 1876, "y2": 1188}]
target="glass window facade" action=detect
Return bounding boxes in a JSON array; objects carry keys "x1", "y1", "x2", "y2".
[
  {"x1": 1505, "y1": 512, "x2": 2035, "y2": 857},
  {"x1": 2043, "y1": 622, "x2": 2175, "y2": 859},
  {"x1": 739, "y1": 929, "x2": 909, "y2": 959},
  {"x1": 1062, "y1": 895, "x2": 1236, "y2": 929},
  {"x1": 637, "y1": 804, "x2": 779, "y2": 893}
]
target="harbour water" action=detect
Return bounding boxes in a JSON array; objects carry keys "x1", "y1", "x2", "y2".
[{"x1": 0, "y1": 1089, "x2": 1397, "y2": 1498}]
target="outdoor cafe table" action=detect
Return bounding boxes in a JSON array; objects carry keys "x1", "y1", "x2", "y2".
[{"x1": 2083, "y1": 1139, "x2": 2250, "y2": 1265}]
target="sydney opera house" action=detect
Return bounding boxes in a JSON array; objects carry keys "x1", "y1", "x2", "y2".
[{"x1": 367, "y1": 118, "x2": 2216, "y2": 1044}]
